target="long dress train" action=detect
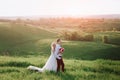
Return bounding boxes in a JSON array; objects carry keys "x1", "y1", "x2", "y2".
[{"x1": 27, "y1": 52, "x2": 57, "y2": 72}]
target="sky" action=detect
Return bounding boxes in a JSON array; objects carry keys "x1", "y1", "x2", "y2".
[{"x1": 0, "y1": 0, "x2": 120, "y2": 17}]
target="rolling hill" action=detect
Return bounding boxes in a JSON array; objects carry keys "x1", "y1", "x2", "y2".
[
  {"x1": 0, "y1": 22, "x2": 120, "y2": 60},
  {"x1": 0, "y1": 17, "x2": 120, "y2": 80},
  {"x1": 0, "y1": 22, "x2": 56, "y2": 56}
]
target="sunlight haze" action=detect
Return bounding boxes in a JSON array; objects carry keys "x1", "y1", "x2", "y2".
[{"x1": 0, "y1": 0, "x2": 120, "y2": 17}]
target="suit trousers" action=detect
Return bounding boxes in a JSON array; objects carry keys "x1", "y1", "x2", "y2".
[{"x1": 56, "y1": 57, "x2": 64, "y2": 72}]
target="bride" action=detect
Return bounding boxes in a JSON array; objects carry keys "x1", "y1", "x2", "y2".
[{"x1": 27, "y1": 39, "x2": 58, "y2": 72}]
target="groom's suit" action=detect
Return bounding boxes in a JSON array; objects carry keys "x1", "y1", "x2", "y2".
[{"x1": 54, "y1": 44, "x2": 64, "y2": 72}]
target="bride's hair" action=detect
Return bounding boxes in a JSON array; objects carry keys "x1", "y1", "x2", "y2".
[
  {"x1": 51, "y1": 38, "x2": 61, "y2": 53},
  {"x1": 56, "y1": 38, "x2": 61, "y2": 43}
]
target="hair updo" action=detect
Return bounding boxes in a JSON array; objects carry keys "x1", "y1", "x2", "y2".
[{"x1": 56, "y1": 38, "x2": 61, "y2": 43}]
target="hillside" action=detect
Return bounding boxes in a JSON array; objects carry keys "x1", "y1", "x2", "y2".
[
  {"x1": 0, "y1": 21, "x2": 120, "y2": 80},
  {"x1": 0, "y1": 22, "x2": 56, "y2": 56},
  {"x1": 0, "y1": 22, "x2": 120, "y2": 60}
]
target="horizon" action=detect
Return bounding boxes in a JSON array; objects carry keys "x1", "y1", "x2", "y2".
[
  {"x1": 0, "y1": 14, "x2": 120, "y2": 19},
  {"x1": 0, "y1": 0, "x2": 120, "y2": 17}
]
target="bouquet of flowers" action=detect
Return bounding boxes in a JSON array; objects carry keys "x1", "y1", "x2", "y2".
[{"x1": 59, "y1": 48, "x2": 64, "y2": 54}]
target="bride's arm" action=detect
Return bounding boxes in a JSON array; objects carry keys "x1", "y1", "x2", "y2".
[{"x1": 52, "y1": 43, "x2": 56, "y2": 53}]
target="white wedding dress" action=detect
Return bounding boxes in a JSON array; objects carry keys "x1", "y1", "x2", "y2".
[{"x1": 27, "y1": 51, "x2": 57, "y2": 72}]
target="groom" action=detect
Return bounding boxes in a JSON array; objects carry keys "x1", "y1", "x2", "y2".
[{"x1": 54, "y1": 39, "x2": 64, "y2": 72}]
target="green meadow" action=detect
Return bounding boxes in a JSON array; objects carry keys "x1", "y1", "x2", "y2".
[{"x1": 0, "y1": 22, "x2": 120, "y2": 80}]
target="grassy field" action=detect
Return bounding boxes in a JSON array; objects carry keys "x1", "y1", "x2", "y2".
[
  {"x1": 0, "y1": 56, "x2": 120, "y2": 80},
  {"x1": 0, "y1": 22, "x2": 120, "y2": 80}
]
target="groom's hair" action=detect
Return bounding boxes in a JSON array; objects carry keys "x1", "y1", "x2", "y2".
[{"x1": 57, "y1": 38, "x2": 61, "y2": 42}]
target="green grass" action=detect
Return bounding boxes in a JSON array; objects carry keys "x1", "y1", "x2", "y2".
[
  {"x1": 0, "y1": 56, "x2": 120, "y2": 80},
  {"x1": 63, "y1": 41, "x2": 120, "y2": 60},
  {"x1": 0, "y1": 22, "x2": 56, "y2": 56},
  {"x1": 0, "y1": 22, "x2": 120, "y2": 80},
  {"x1": 94, "y1": 31, "x2": 120, "y2": 45},
  {"x1": 0, "y1": 23, "x2": 120, "y2": 59}
]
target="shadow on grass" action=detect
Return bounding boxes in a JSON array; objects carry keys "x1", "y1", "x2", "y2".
[
  {"x1": 82, "y1": 65, "x2": 120, "y2": 75},
  {"x1": 65, "y1": 46, "x2": 120, "y2": 60},
  {"x1": 87, "y1": 47, "x2": 120, "y2": 60},
  {"x1": 0, "y1": 61, "x2": 32, "y2": 67},
  {"x1": 0, "y1": 69, "x2": 20, "y2": 74}
]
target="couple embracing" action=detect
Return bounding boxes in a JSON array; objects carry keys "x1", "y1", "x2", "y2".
[{"x1": 27, "y1": 39, "x2": 65, "y2": 72}]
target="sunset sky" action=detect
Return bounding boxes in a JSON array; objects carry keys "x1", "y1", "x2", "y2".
[{"x1": 0, "y1": 0, "x2": 120, "y2": 17}]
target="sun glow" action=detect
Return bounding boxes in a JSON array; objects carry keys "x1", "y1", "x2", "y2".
[{"x1": 0, "y1": 0, "x2": 120, "y2": 17}]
